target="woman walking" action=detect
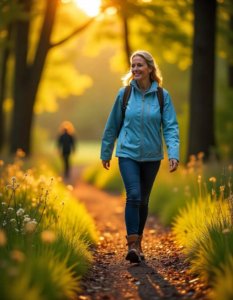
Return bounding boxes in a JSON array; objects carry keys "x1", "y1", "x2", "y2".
[{"x1": 100, "y1": 50, "x2": 179, "y2": 263}]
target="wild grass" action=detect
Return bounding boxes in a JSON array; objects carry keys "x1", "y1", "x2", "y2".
[
  {"x1": 172, "y1": 164, "x2": 233, "y2": 300},
  {"x1": 0, "y1": 150, "x2": 97, "y2": 300}
]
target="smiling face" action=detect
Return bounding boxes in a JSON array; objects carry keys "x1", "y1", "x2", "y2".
[{"x1": 131, "y1": 55, "x2": 152, "y2": 84}]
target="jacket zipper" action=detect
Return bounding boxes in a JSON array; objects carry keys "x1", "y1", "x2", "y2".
[
  {"x1": 147, "y1": 102, "x2": 149, "y2": 122},
  {"x1": 140, "y1": 95, "x2": 145, "y2": 161},
  {"x1": 120, "y1": 131, "x2": 127, "y2": 151}
]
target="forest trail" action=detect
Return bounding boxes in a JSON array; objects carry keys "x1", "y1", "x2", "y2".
[{"x1": 69, "y1": 167, "x2": 208, "y2": 300}]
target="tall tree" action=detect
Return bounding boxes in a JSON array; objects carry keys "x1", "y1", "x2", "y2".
[
  {"x1": 187, "y1": 0, "x2": 217, "y2": 160},
  {"x1": 10, "y1": 0, "x2": 95, "y2": 154}
]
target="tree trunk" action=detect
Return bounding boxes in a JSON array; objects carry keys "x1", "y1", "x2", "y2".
[
  {"x1": 187, "y1": 0, "x2": 217, "y2": 161},
  {"x1": 228, "y1": 14, "x2": 233, "y2": 88},
  {"x1": 0, "y1": 24, "x2": 12, "y2": 150},
  {"x1": 122, "y1": 15, "x2": 131, "y2": 68},
  {"x1": 10, "y1": 0, "x2": 58, "y2": 154}
]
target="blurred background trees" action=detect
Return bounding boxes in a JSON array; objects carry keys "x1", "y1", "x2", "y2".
[{"x1": 0, "y1": 0, "x2": 232, "y2": 162}]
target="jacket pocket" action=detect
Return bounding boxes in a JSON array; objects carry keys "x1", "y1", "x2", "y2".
[{"x1": 120, "y1": 131, "x2": 127, "y2": 151}]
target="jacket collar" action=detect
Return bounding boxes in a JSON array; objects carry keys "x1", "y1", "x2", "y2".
[{"x1": 130, "y1": 79, "x2": 158, "y2": 93}]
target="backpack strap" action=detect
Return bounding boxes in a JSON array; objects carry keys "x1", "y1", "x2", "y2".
[
  {"x1": 157, "y1": 87, "x2": 164, "y2": 115},
  {"x1": 117, "y1": 86, "x2": 132, "y2": 138}
]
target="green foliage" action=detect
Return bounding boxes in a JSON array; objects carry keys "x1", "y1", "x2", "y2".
[{"x1": 0, "y1": 155, "x2": 97, "y2": 300}]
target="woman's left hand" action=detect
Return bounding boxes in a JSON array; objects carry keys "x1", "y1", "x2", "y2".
[{"x1": 169, "y1": 159, "x2": 179, "y2": 173}]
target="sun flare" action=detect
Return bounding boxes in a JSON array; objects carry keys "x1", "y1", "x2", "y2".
[{"x1": 73, "y1": 0, "x2": 101, "y2": 17}]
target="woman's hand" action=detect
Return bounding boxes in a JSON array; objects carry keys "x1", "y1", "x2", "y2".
[
  {"x1": 169, "y1": 159, "x2": 179, "y2": 173},
  {"x1": 102, "y1": 160, "x2": 110, "y2": 170}
]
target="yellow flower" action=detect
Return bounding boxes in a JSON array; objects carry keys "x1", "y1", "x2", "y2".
[
  {"x1": 41, "y1": 231, "x2": 56, "y2": 244},
  {"x1": 0, "y1": 229, "x2": 7, "y2": 247},
  {"x1": 10, "y1": 250, "x2": 25, "y2": 262},
  {"x1": 197, "y1": 152, "x2": 205, "y2": 159},
  {"x1": 67, "y1": 185, "x2": 73, "y2": 191},
  {"x1": 222, "y1": 228, "x2": 230, "y2": 234}
]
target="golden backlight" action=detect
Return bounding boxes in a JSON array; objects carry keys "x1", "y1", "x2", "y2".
[{"x1": 73, "y1": 0, "x2": 101, "y2": 17}]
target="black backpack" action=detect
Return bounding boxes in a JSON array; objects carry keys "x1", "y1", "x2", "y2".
[{"x1": 117, "y1": 86, "x2": 164, "y2": 137}]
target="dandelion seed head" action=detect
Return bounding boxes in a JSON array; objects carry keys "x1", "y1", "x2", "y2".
[
  {"x1": 209, "y1": 177, "x2": 216, "y2": 182},
  {"x1": 2, "y1": 221, "x2": 7, "y2": 227},
  {"x1": 10, "y1": 219, "x2": 16, "y2": 223},
  {"x1": 7, "y1": 207, "x2": 14, "y2": 211},
  {"x1": 24, "y1": 173, "x2": 27, "y2": 177},
  {"x1": 60, "y1": 201, "x2": 65, "y2": 206},
  {"x1": 51, "y1": 177, "x2": 54, "y2": 181},
  {"x1": 1, "y1": 202, "x2": 6, "y2": 206},
  {"x1": 25, "y1": 221, "x2": 37, "y2": 233},
  {"x1": 23, "y1": 217, "x2": 30, "y2": 223},
  {"x1": 11, "y1": 177, "x2": 17, "y2": 182},
  {"x1": 6, "y1": 185, "x2": 11, "y2": 190},
  {"x1": 16, "y1": 208, "x2": 24, "y2": 216},
  {"x1": 220, "y1": 186, "x2": 225, "y2": 192}
]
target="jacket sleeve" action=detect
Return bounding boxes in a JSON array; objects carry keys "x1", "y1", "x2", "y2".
[
  {"x1": 162, "y1": 91, "x2": 180, "y2": 161},
  {"x1": 100, "y1": 89, "x2": 124, "y2": 161}
]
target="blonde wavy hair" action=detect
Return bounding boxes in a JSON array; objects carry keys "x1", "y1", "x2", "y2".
[
  {"x1": 122, "y1": 50, "x2": 163, "y2": 87},
  {"x1": 58, "y1": 121, "x2": 75, "y2": 135}
]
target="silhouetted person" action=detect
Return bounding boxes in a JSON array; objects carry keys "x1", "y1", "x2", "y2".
[{"x1": 58, "y1": 123, "x2": 75, "y2": 178}]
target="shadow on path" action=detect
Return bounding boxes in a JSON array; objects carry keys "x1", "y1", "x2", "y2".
[{"x1": 128, "y1": 261, "x2": 184, "y2": 300}]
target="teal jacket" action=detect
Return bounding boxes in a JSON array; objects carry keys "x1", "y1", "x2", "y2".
[{"x1": 100, "y1": 80, "x2": 179, "y2": 162}]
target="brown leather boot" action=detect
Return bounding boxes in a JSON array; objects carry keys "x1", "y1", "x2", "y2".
[
  {"x1": 125, "y1": 234, "x2": 141, "y2": 263},
  {"x1": 138, "y1": 235, "x2": 145, "y2": 260}
]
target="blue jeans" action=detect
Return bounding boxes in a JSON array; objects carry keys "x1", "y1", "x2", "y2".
[{"x1": 118, "y1": 157, "x2": 161, "y2": 236}]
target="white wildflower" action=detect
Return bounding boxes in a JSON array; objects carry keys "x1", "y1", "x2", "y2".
[
  {"x1": 16, "y1": 208, "x2": 24, "y2": 216},
  {"x1": 10, "y1": 219, "x2": 16, "y2": 223},
  {"x1": 15, "y1": 228, "x2": 19, "y2": 232},
  {"x1": 23, "y1": 217, "x2": 30, "y2": 223},
  {"x1": 7, "y1": 207, "x2": 14, "y2": 212},
  {"x1": 1, "y1": 202, "x2": 6, "y2": 206},
  {"x1": 2, "y1": 221, "x2": 7, "y2": 226}
]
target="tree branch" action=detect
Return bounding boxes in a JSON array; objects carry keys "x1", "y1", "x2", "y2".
[{"x1": 49, "y1": 17, "x2": 95, "y2": 48}]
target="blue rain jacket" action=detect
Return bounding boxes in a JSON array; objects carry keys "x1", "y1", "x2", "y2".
[{"x1": 100, "y1": 79, "x2": 179, "y2": 162}]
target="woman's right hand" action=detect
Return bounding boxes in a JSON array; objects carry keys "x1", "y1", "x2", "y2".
[{"x1": 102, "y1": 160, "x2": 110, "y2": 170}]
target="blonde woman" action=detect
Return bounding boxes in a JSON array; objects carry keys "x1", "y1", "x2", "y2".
[{"x1": 100, "y1": 50, "x2": 179, "y2": 263}]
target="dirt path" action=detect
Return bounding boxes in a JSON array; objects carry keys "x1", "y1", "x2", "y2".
[{"x1": 69, "y1": 167, "x2": 208, "y2": 300}]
